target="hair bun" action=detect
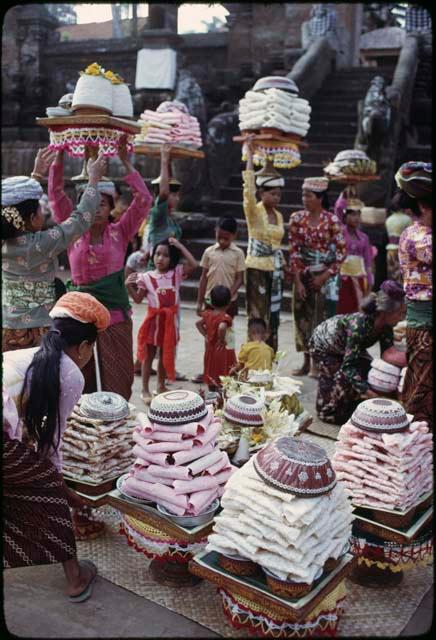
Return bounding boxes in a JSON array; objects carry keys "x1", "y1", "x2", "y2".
[{"x1": 380, "y1": 279, "x2": 405, "y2": 301}]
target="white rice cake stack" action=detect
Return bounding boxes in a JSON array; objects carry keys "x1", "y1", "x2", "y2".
[
  {"x1": 239, "y1": 89, "x2": 311, "y2": 137},
  {"x1": 206, "y1": 457, "x2": 353, "y2": 584}
]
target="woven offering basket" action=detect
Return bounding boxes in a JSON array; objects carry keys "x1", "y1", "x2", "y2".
[
  {"x1": 218, "y1": 553, "x2": 260, "y2": 577},
  {"x1": 263, "y1": 570, "x2": 313, "y2": 599},
  {"x1": 370, "y1": 506, "x2": 417, "y2": 530}
]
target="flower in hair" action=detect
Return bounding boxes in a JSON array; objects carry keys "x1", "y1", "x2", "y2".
[{"x1": 2, "y1": 206, "x2": 26, "y2": 231}]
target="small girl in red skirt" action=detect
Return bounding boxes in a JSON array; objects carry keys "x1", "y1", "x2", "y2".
[
  {"x1": 196, "y1": 285, "x2": 236, "y2": 390},
  {"x1": 126, "y1": 238, "x2": 197, "y2": 404}
]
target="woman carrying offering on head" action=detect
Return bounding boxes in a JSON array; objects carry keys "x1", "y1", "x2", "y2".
[
  {"x1": 396, "y1": 162, "x2": 432, "y2": 428},
  {"x1": 3, "y1": 292, "x2": 110, "y2": 602},
  {"x1": 48, "y1": 144, "x2": 153, "y2": 400},
  {"x1": 289, "y1": 177, "x2": 346, "y2": 377},
  {"x1": 243, "y1": 136, "x2": 285, "y2": 353},
  {"x1": 309, "y1": 281, "x2": 406, "y2": 424},
  {"x1": 2, "y1": 149, "x2": 105, "y2": 353},
  {"x1": 337, "y1": 198, "x2": 374, "y2": 314}
]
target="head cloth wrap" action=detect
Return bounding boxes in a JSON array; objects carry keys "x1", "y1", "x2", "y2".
[
  {"x1": 303, "y1": 177, "x2": 329, "y2": 193},
  {"x1": 394, "y1": 162, "x2": 432, "y2": 199},
  {"x1": 49, "y1": 292, "x2": 111, "y2": 331},
  {"x1": 1, "y1": 176, "x2": 43, "y2": 206}
]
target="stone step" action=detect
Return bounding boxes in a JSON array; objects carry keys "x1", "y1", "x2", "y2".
[
  {"x1": 219, "y1": 184, "x2": 342, "y2": 203},
  {"x1": 306, "y1": 134, "x2": 355, "y2": 145},
  {"x1": 208, "y1": 197, "x2": 341, "y2": 219},
  {"x1": 311, "y1": 98, "x2": 362, "y2": 109},
  {"x1": 309, "y1": 122, "x2": 357, "y2": 134},
  {"x1": 310, "y1": 112, "x2": 357, "y2": 126},
  {"x1": 227, "y1": 163, "x2": 331, "y2": 185},
  {"x1": 404, "y1": 146, "x2": 432, "y2": 162}
]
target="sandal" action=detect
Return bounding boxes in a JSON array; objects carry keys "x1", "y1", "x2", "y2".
[
  {"x1": 68, "y1": 560, "x2": 97, "y2": 603},
  {"x1": 191, "y1": 373, "x2": 204, "y2": 384}
]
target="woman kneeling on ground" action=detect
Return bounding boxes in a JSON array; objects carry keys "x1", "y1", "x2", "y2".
[
  {"x1": 308, "y1": 280, "x2": 405, "y2": 425},
  {"x1": 3, "y1": 292, "x2": 110, "y2": 602}
]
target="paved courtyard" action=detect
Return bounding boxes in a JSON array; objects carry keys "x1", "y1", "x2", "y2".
[{"x1": 4, "y1": 302, "x2": 433, "y2": 637}]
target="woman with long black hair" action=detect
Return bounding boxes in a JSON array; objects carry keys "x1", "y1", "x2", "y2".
[{"x1": 3, "y1": 291, "x2": 110, "y2": 602}]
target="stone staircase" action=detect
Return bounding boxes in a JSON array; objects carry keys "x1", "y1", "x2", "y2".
[
  {"x1": 402, "y1": 47, "x2": 432, "y2": 164},
  {"x1": 180, "y1": 66, "x2": 393, "y2": 311}
]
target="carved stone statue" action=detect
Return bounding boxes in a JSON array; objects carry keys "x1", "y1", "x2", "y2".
[{"x1": 356, "y1": 75, "x2": 391, "y2": 160}]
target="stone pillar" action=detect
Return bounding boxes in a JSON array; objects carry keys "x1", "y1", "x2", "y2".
[
  {"x1": 148, "y1": 4, "x2": 178, "y2": 32},
  {"x1": 224, "y1": 4, "x2": 254, "y2": 74},
  {"x1": 14, "y1": 4, "x2": 59, "y2": 139},
  {"x1": 336, "y1": 4, "x2": 364, "y2": 68}
]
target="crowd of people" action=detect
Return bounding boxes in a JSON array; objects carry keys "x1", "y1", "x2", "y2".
[{"x1": 2, "y1": 136, "x2": 432, "y2": 601}]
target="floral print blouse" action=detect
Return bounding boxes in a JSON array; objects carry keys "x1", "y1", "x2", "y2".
[
  {"x1": 398, "y1": 221, "x2": 432, "y2": 301},
  {"x1": 289, "y1": 209, "x2": 347, "y2": 275},
  {"x1": 309, "y1": 312, "x2": 393, "y2": 393},
  {"x1": 2, "y1": 186, "x2": 99, "y2": 330}
]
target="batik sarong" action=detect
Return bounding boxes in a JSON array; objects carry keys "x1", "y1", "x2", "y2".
[
  {"x1": 3, "y1": 435, "x2": 76, "y2": 568},
  {"x1": 293, "y1": 247, "x2": 338, "y2": 351},
  {"x1": 246, "y1": 239, "x2": 283, "y2": 353},
  {"x1": 311, "y1": 352, "x2": 372, "y2": 425},
  {"x1": 402, "y1": 326, "x2": 433, "y2": 429}
]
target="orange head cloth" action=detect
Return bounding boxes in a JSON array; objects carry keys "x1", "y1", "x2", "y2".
[{"x1": 49, "y1": 292, "x2": 111, "y2": 331}]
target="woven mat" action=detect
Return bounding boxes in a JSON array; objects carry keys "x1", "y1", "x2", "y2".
[{"x1": 79, "y1": 508, "x2": 433, "y2": 637}]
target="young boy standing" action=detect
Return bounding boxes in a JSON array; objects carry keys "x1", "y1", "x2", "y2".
[
  {"x1": 196, "y1": 217, "x2": 245, "y2": 317},
  {"x1": 193, "y1": 217, "x2": 245, "y2": 383}
]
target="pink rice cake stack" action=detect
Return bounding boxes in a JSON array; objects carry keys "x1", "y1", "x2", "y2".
[
  {"x1": 207, "y1": 437, "x2": 353, "y2": 596},
  {"x1": 333, "y1": 399, "x2": 433, "y2": 512},
  {"x1": 121, "y1": 390, "x2": 236, "y2": 517},
  {"x1": 137, "y1": 100, "x2": 202, "y2": 149}
]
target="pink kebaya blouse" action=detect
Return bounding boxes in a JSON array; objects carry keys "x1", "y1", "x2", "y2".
[{"x1": 49, "y1": 163, "x2": 152, "y2": 325}]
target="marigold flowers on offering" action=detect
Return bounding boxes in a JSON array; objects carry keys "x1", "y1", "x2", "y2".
[
  {"x1": 82, "y1": 62, "x2": 105, "y2": 76},
  {"x1": 104, "y1": 70, "x2": 124, "y2": 85}
]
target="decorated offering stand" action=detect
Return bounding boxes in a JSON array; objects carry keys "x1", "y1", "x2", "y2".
[
  {"x1": 36, "y1": 115, "x2": 140, "y2": 181},
  {"x1": 134, "y1": 143, "x2": 205, "y2": 160},
  {"x1": 234, "y1": 76, "x2": 311, "y2": 170},
  {"x1": 107, "y1": 485, "x2": 214, "y2": 586},
  {"x1": 36, "y1": 62, "x2": 141, "y2": 180},
  {"x1": 333, "y1": 399, "x2": 433, "y2": 587},
  {"x1": 190, "y1": 550, "x2": 355, "y2": 638},
  {"x1": 324, "y1": 149, "x2": 380, "y2": 199},
  {"x1": 350, "y1": 489, "x2": 432, "y2": 587},
  {"x1": 198, "y1": 437, "x2": 355, "y2": 636},
  {"x1": 108, "y1": 391, "x2": 234, "y2": 587}
]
